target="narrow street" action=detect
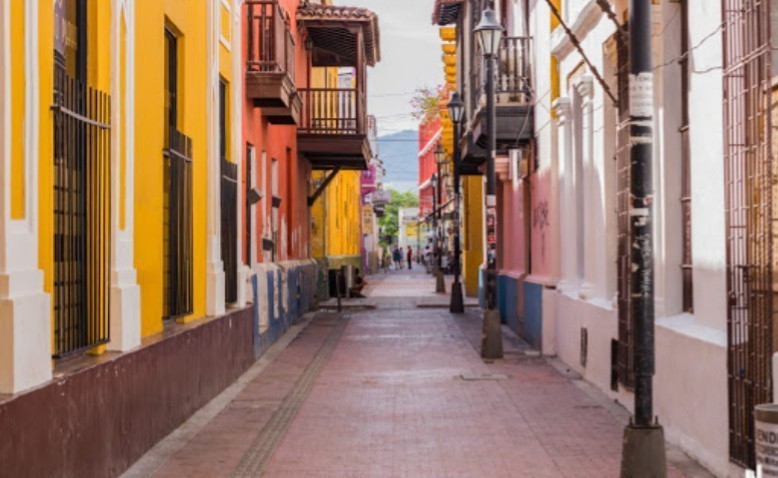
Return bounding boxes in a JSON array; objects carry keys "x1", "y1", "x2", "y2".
[{"x1": 124, "y1": 270, "x2": 710, "y2": 478}]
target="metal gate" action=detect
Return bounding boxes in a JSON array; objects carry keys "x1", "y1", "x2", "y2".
[
  {"x1": 722, "y1": 0, "x2": 775, "y2": 467},
  {"x1": 614, "y1": 27, "x2": 635, "y2": 390},
  {"x1": 221, "y1": 159, "x2": 239, "y2": 304},
  {"x1": 52, "y1": 64, "x2": 111, "y2": 357},
  {"x1": 164, "y1": 129, "x2": 194, "y2": 319}
]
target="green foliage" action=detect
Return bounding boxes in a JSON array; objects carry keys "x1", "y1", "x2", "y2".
[{"x1": 378, "y1": 189, "x2": 419, "y2": 246}]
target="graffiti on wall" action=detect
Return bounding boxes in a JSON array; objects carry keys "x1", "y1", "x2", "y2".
[{"x1": 533, "y1": 200, "x2": 549, "y2": 263}]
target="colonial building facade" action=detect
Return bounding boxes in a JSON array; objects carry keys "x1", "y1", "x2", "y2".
[
  {"x1": 0, "y1": 0, "x2": 380, "y2": 475},
  {"x1": 434, "y1": 0, "x2": 778, "y2": 474}
]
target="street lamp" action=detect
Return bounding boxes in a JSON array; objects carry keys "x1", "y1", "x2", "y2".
[
  {"x1": 448, "y1": 92, "x2": 466, "y2": 313},
  {"x1": 429, "y1": 172, "x2": 438, "y2": 276},
  {"x1": 475, "y1": 5, "x2": 503, "y2": 57},
  {"x1": 475, "y1": 4, "x2": 503, "y2": 359},
  {"x1": 434, "y1": 143, "x2": 447, "y2": 293}
]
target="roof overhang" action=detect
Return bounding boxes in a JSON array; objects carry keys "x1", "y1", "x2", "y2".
[
  {"x1": 298, "y1": 4, "x2": 380, "y2": 67},
  {"x1": 432, "y1": 0, "x2": 464, "y2": 26}
]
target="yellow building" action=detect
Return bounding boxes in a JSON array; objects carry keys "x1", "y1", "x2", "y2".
[
  {"x1": 0, "y1": 0, "x2": 241, "y2": 393},
  {"x1": 302, "y1": 3, "x2": 381, "y2": 293},
  {"x1": 438, "y1": 26, "x2": 483, "y2": 297}
]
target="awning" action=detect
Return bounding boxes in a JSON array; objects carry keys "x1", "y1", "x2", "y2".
[
  {"x1": 432, "y1": 0, "x2": 464, "y2": 26},
  {"x1": 298, "y1": 4, "x2": 380, "y2": 67}
]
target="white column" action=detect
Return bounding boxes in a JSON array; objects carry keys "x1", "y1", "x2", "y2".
[
  {"x1": 576, "y1": 76, "x2": 596, "y2": 299},
  {"x1": 552, "y1": 97, "x2": 574, "y2": 288},
  {"x1": 108, "y1": 0, "x2": 141, "y2": 352},
  {"x1": 232, "y1": 0, "x2": 249, "y2": 308},
  {"x1": 206, "y1": 0, "x2": 225, "y2": 316},
  {"x1": 0, "y1": 0, "x2": 52, "y2": 394}
]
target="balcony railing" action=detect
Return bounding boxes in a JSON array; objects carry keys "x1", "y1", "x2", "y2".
[
  {"x1": 246, "y1": 0, "x2": 295, "y2": 81},
  {"x1": 298, "y1": 87, "x2": 366, "y2": 136},
  {"x1": 473, "y1": 36, "x2": 532, "y2": 109}
]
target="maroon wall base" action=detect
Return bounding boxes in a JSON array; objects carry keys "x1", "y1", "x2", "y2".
[{"x1": 0, "y1": 307, "x2": 255, "y2": 478}]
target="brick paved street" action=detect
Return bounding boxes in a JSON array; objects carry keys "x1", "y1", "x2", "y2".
[{"x1": 124, "y1": 269, "x2": 712, "y2": 478}]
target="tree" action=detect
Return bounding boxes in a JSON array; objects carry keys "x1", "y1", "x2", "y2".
[
  {"x1": 410, "y1": 84, "x2": 454, "y2": 124},
  {"x1": 378, "y1": 189, "x2": 419, "y2": 246}
]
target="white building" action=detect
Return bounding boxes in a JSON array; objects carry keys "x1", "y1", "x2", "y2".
[{"x1": 518, "y1": 0, "x2": 769, "y2": 475}]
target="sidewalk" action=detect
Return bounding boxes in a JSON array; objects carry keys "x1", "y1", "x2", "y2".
[{"x1": 124, "y1": 271, "x2": 713, "y2": 478}]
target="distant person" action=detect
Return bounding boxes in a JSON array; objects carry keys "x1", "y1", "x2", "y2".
[{"x1": 407, "y1": 246, "x2": 413, "y2": 270}]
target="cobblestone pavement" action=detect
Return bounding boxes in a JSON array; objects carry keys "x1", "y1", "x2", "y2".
[{"x1": 124, "y1": 269, "x2": 713, "y2": 478}]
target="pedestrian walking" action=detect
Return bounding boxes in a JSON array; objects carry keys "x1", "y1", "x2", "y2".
[
  {"x1": 407, "y1": 246, "x2": 413, "y2": 270},
  {"x1": 393, "y1": 247, "x2": 402, "y2": 270}
]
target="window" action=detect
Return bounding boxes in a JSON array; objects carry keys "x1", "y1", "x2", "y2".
[
  {"x1": 164, "y1": 27, "x2": 178, "y2": 144},
  {"x1": 679, "y1": 0, "x2": 693, "y2": 312},
  {"x1": 220, "y1": 79, "x2": 238, "y2": 304},
  {"x1": 52, "y1": 0, "x2": 112, "y2": 357},
  {"x1": 245, "y1": 144, "x2": 255, "y2": 266},
  {"x1": 614, "y1": 26, "x2": 634, "y2": 390},
  {"x1": 163, "y1": 26, "x2": 194, "y2": 320}
]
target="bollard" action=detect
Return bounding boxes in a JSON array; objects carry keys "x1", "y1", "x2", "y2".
[{"x1": 756, "y1": 404, "x2": 778, "y2": 474}]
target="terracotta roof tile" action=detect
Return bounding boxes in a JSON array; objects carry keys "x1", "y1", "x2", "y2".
[{"x1": 432, "y1": 0, "x2": 464, "y2": 26}]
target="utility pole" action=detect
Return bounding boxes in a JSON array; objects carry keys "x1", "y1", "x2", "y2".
[
  {"x1": 620, "y1": 0, "x2": 666, "y2": 476},
  {"x1": 475, "y1": 5, "x2": 503, "y2": 359}
]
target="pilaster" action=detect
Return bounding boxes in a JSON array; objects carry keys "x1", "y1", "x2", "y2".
[
  {"x1": 576, "y1": 76, "x2": 597, "y2": 299},
  {"x1": 108, "y1": 0, "x2": 141, "y2": 352},
  {"x1": 206, "y1": 0, "x2": 225, "y2": 317},
  {"x1": 552, "y1": 97, "x2": 575, "y2": 288},
  {"x1": 0, "y1": 0, "x2": 52, "y2": 394}
]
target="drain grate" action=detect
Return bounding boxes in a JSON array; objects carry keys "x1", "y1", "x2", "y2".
[{"x1": 459, "y1": 373, "x2": 510, "y2": 381}]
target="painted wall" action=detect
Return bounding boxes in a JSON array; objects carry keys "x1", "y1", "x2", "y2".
[
  {"x1": 134, "y1": 0, "x2": 211, "y2": 335},
  {"x1": 533, "y1": 0, "x2": 731, "y2": 475},
  {"x1": 461, "y1": 175, "x2": 483, "y2": 297},
  {"x1": 242, "y1": 0, "x2": 311, "y2": 268},
  {"x1": 323, "y1": 169, "x2": 362, "y2": 259}
]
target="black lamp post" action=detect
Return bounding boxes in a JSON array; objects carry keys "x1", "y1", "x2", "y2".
[
  {"x1": 475, "y1": 4, "x2": 503, "y2": 359},
  {"x1": 448, "y1": 92, "x2": 465, "y2": 313},
  {"x1": 429, "y1": 172, "x2": 438, "y2": 278},
  {"x1": 434, "y1": 143, "x2": 447, "y2": 293}
]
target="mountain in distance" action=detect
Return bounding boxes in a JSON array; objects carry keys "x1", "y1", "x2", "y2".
[{"x1": 377, "y1": 129, "x2": 418, "y2": 193}]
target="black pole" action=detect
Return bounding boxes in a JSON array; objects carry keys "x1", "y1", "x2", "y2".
[
  {"x1": 432, "y1": 173, "x2": 438, "y2": 277},
  {"x1": 437, "y1": 162, "x2": 443, "y2": 273},
  {"x1": 620, "y1": 1, "x2": 666, "y2": 475},
  {"x1": 485, "y1": 54, "x2": 497, "y2": 310},
  {"x1": 629, "y1": 0, "x2": 654, "y2": 431},
  {"x1": 435, "y1": 163, "x2": 446, "y2": 293},
  {"x1": 450, "y1": 119, "x2": 465, "y2": 313},
  {"x1": 481, "y1": 48, "x2": 502, "y2": 359}
]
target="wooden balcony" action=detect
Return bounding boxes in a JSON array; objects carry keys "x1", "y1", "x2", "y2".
[
  {"x1": 245, "y1": 0, "x2": 301, "y2": 125},
  {"x1": 469, "y1": 36, "x2": 534, "y2": 152},
  {"x1": 297, "y1": 87, "x2": 371, "y2": 170}
]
